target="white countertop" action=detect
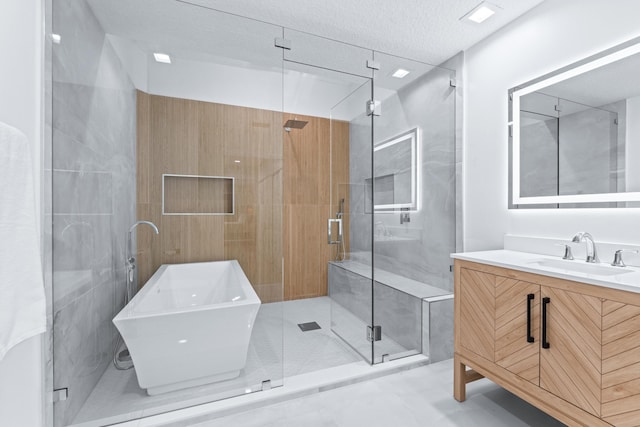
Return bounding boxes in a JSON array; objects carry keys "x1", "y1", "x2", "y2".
[{"x1": 451, "y1": 249, "x2": 640, "y2": 294}]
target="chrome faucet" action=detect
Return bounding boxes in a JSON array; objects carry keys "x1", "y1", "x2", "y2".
[
  {"x1": 555, "y1": 243, "x2": 574, "y2": 260},
  {"x1": 126, "y1": 221, "x2": 159, "y2": 300},
  {"x1": 611, "y1": 249, "x2": 639, "y2": 267},
  {"x1": 115, "y1": 221, "x2": 159, "y2": 370},
  {"x1": 127, "y1": 221, "x2": 159, "y2": 264},
  {"x1": 571, "y1": 232, "x2": 599, "y2": 263}
]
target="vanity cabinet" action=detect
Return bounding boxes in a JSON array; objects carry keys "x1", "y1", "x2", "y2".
[
  {"x1": 494, "y1": 276, "x2": 540, "y2": 387},
  {"x1": 539, "y1": 286, "x2": 602, "y2": 417},
  {"x1": 455, "y1": 259, "x2": 640, "y2": 427},
  {"x1": 601, "y1": 301, "x2": 640, "y2": 425},
  {"x1": 458, "y1": 268, "x2": 495, "y2": 361}
]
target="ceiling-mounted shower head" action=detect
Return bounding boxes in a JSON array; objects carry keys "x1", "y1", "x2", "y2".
[{"x1": 284, "y1": 119, "x2": 308, "y2": 132}]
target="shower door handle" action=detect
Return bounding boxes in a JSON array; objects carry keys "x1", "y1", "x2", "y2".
[{"x1": 328, "y1": 218, "x2": 343, "y2": 244}]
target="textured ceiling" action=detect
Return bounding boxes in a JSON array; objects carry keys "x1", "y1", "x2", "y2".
[
  {"x1": 85, "y1": 0, "x2": 545, "y2": 118},
  {"x1": 88, "y1": 0, "x2": 545, "y2": 67},
  {"x1": 178, "y1": 0, "x2": 545, "y2": 65}
]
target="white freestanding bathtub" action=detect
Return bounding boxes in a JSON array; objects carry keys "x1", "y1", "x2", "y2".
[{"x1": 113, "y1": 260, "x2": 261, "y2": 395}]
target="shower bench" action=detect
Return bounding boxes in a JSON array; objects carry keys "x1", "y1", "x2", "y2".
[{"x1": 328, "y1": 260, "x2": 453, "y2": 363}]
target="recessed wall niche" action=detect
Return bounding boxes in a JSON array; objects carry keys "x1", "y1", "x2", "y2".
[{"x1": 162, "y1": 174, "x2": 234, "y2": 215}]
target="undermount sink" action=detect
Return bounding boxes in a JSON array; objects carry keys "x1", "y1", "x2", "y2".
[{"x1": 528, "y1": 258, "x2": 633, "y2": 276}]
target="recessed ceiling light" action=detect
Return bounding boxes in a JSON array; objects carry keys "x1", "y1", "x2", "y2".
[
  {"x1": 391, "y1": 68, "x2": 410, "y2": 79},
  {"x1": 51, "y1": 34, "x2": 61, "y2": 44},
  {"x1": 461, "y1": 2, "x2": 499, "y2": 24},
  {"x1": 153, "y1": 53, "x2": 172, "y2": 64},
  {"x1": 234, "y1": 160, "x2": 241, "y2": 163}
]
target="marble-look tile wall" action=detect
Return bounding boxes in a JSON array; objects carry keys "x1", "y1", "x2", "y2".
[
  {"x1": 350, "y1": 66, "x2": 456, "y2": 292},
  {"x1": 422, "y1": 297, "x2": 454, "y2": 363},
  {"x1": 51, "y1": 0, "x2": 136, "y2": 425}
]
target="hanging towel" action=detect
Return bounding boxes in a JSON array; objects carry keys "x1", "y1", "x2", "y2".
[{"x1": 0, "y1": 122, "x2": 46, "y2": 362}]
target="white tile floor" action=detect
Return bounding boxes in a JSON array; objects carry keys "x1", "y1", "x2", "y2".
[
  {"x1": 72, "y1": 297, "x2": 364, "y2": 426},
  {"x1": 70, "y1": 296, "x2": 565, "y2": 427},
  {"x1": 188, "y1": 360, "x2": 567, "y2": 427}
]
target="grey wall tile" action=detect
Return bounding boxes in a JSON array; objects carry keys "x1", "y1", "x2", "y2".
[
  {"x1": 349, "y1": 66, "x2": 456, "y2": 293},
  {"x1": 427, "y1": 298, "x2": 453, "y2": 363},
  {"x1": 52, "y1": 170, "x2": 113, "y2": 215},
  {"x1": 51, "y1": 0, "x2": 136, "y2": 424},
  {"x1": 345, "y1": 64, "x2": 456, "y2": 363}
]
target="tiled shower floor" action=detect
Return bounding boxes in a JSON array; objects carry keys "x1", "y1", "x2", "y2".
[{"x1": 72, "y1": 297, "x2": 369, "y2": 426}]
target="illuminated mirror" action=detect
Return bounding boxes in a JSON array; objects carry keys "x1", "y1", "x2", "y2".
[
  {"x1": 509, "y1": 36, "x2": 640, "y2": 208},
  {"x1": 366, "y1": 127, "x2": 420, "y2": 212}
]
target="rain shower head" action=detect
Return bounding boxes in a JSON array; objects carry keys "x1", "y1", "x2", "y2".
[{"x1": 284, "y1": 119, "x2": 308, "y2": 132}]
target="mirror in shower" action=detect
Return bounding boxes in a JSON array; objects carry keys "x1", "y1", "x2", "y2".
[
  {"x1": 366, "y1": 127, "x2": 421, "y2": 212},
  {"x1": 509, "y1": 36, "x2": 640, "y2": 208}
]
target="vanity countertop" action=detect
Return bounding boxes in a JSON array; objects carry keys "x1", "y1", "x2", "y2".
[{"x1": 452, "y1": 249, "x2": 640, "y2": 294}]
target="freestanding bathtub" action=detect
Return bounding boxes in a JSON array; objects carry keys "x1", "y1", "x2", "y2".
[{"x1": 113, "y1": 260, "x2": 261, "y2": 395}]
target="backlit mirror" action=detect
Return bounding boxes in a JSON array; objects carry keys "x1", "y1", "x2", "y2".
[
  {"x1": 509, "y1": 36, "x2": 640, "y2": 208},
  {"x1": 366, "y1": 127, "x2": 420, "y2": 212}
]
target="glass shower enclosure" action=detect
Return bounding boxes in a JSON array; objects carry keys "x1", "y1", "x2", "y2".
[
  {"x1": 283, "y1": 35, "x2": 457, "y2": 364},
  {"x1": 47, "y1": 1, "x2": 457, "y2": 426},
  {"x1": 50, "y1": 2, "x2": 285, "y2": 425}
]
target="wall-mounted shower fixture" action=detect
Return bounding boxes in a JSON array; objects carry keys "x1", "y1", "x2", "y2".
[
  {"x1": 400, "y1": 207, "x2": 411, "y2": 224},
  {"x1": 284, "y1": 118, "x2": 308, "y2": 132}
]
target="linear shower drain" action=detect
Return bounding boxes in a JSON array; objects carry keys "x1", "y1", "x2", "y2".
[{"x1": 297, "y1": 321, "x2": 321, "y2": 332}]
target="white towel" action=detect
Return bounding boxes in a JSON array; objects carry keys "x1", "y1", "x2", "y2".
[{"x1": 0, "y1": 122, "x2": 46, "y2": 361}]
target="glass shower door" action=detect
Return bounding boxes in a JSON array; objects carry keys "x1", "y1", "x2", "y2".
[
  {"x1": 328, "y1": 79, "x2": 376, "y2": 363},
  {"x1": 371, "y1": 52, "x2": 457, "y2": 363},
  {"x1": 50, "y1": 2, "x2": 285, "y2": 425},
  {"x1": 280, "y1": 28, "x2": 377, "y2": 364}
]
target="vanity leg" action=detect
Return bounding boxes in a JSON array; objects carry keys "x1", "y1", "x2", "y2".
[{"x1": 454, "y1": 354, "x2": 466, "y2": 402}]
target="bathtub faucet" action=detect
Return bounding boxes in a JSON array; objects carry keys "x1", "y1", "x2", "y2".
[
  {"x1": 127, "y1": 221, "x2": 159, "y2": 298},
  {"x1": 128, "y1": 220, "x2": 159, "y2": 263}
]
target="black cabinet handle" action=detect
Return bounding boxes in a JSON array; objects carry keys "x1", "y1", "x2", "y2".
[
  {"x1": 527, "y1": 294, "x2": 535, "y2": 343},
  {"x1": 542, "y1": 297, "x2": 550, "y2": 349}
]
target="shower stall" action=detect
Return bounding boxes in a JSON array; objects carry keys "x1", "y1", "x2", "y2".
[{"x1": 46, "y1": 1, "x2": 458, "y2": 425}]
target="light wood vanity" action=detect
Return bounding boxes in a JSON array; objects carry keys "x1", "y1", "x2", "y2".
[{"x1": 453, "y1": 252, "x2": 640, "y2": 427}]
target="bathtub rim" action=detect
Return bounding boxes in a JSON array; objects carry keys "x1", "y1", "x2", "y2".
[{"x1": 114, "y1": 260, "x2": 260, "y2": 322}]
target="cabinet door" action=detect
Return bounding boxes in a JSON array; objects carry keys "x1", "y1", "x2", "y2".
[
  {"x1": 459, "y1": 268, "x2": 495, "y2": 361},
  {"x1": 539, "y1": 286, "x2": 602, "y2": 417},
  {"x1": 602, "y1": 300, "x2": 640, "y2": 426},
  {"x1": 495, "y1": 277, "x2": 540, "y2": 386}
]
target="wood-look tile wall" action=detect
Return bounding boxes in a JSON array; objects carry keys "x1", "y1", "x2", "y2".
[
  {"x1": 137, "y1": 92, "x2": 349, "y2": 302},
  {"x1": 283, "y1": 113, "x2": 350, "y2": 300},
  {"x1": 137, "y1": 91, "x2": 283, "y2": 302}
]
